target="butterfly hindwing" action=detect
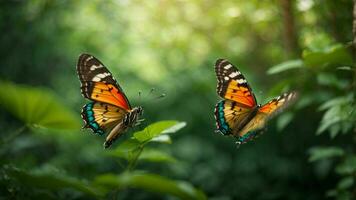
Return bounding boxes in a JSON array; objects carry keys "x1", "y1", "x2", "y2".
[
  {"x1": 77, "y1": 54, "x2": 131, "y2": 110},
  {"x1": 215, "y1": 59, "x2": 257, "y2": 108},
  {"x1": 214, "y1": 100, "x2": 254, "y2": 136},
  {"x1": 81, "y1": 102, "x2": 128, "y2": 135}
]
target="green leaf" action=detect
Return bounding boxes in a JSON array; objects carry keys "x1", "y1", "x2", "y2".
[
  {"x1": 3, "y1": 166, "x2": 103, "y2": 197},
  {"x1": 337, "y1": 66, "x2": 354, "y2": 71},
  {"x1": 150, "y1": 135, "x2": 172, "y2": 144},
  {"x1": 336, "y1": 156, "x2": 356, "y2": 175},
  {"x1": 107, "y1": 139, "x2": 141, "y2": 161},
  {"x1": 108, "y1": 143, "x2": 176, "y2": 163},
  {"x1": 302, "y1": 44, "x2": 353, "y2": 68},
  {"x1": 0, "y1": 81, "x2": 81, "y2": 130},
  {"x1": 94, "y1": 172, "x2": 206, "y2": 200},
  {"x1": 337, "y1": 176, "x2": 354, "y2": 190},
  {"x1": 267, "y1": 59, "x2": 303, "y2": 75},
  {"x1": 317, "y1": 107, "x2": 342, "y2": 136},
  {"x1": 318, "y1": 97, "x2": 349, "y2": 111},
  {"x1": 133, "y1": 121, "x2": 186, "y2": 143},
  {"x1": 308, "y1": 146, "x2": 344, "y2": 162},
  {"x1": 139, "y1": 148, "x2": 177, "y2": 163}
]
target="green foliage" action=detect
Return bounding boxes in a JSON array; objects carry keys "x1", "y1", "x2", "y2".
[
  {"x1": 0, "y1": 81, "x2": 80, "y2": 130},
  {"x1": 133, "y1": 121, "x2": 186, "y2": 143},
  {"x1": 302, "y1": 44, "x2": 353, "y2": 68},
  {"x1": 308, "y1": 147, "x2": 344, "y2": 162},
  {"x1": 267, "y1": 59, "x2": 303, "y2": 75},
  {"x1": 1, "y1": 165, "x2": 103, "y2": 198},
  {"x1": 0, "y1": 118, "x2": 204, "y2": 199},
  {"x1": 317, "y1": 94, "x2": 355, "y2": 137},
  {"x1": 271, "y1": 38, "x2": 356, "y2": 199},
  {"x1": 102, "y1": 120, "x2": 205, "y2": 199},
  {"x1": 94, "y1": 172, "x2": 205, "y2": 200},
  {"x1": 108, "y1": 121, "x2": 185, "y2": 165}
]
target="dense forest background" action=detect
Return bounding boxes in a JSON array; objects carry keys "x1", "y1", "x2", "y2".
[{"x1": 0, "y1": 0, "x2": 356, "y2": 199}]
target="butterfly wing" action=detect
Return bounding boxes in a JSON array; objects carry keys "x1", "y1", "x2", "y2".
[
  {"x1": 215, "y1": 59, "x2": 257, "y2": 108},
  {"x1": 81, "y1": 102, "x2": 127, "y2": 135},
  {"x1": 214, "y1": 100, "x2": 255, "y2": 136},
  {"x1": 236, "y1": 92, "x2": 297, "y2": 144},
  {"x1": 259, "y1": 92, "x2": 297, "y2": 115},
  {"x1": 77, "y1": 54, "x2": 131, "y2": 110}
]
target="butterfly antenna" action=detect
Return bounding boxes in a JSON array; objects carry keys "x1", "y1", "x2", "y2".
[{"x1": 138, "y1": 90, "x2": 142, "y2": 104}]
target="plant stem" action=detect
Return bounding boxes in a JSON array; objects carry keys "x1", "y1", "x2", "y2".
[
  {"x1": 127, "y1": 145, "x2": 144, "y2": 171},
  {"x1": 0, "y1": 125, "x2": 26, "y2": 145},
  {"x1": 0, "y1": 125, "x2": 27, "y2": 156}
]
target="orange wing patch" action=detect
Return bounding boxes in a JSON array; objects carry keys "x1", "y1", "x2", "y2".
[
  {"x1": 224, "y1": 80, "x2": 256, "y2": 108},
  {"x1": 90, "y1": 82, "x2": 131, "y2": 110},
  {"x1": 259, "y1": 92, "x2": 297, "y2": 114},
  {"x1": 215, "y1": 59, "x2": 257, "y2": 108}
]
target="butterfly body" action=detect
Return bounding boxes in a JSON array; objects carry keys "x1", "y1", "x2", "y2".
[
  {"x1": 77, "y1": 54, "x2": 142, "y2": 148},
  {"x1": 214, "y1": 59, "x2": 296, "y2": 145}
]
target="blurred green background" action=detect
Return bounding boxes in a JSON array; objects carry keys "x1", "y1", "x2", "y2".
[{"x1": 1, "y1": 0, "x2": 356, "y2": 199}]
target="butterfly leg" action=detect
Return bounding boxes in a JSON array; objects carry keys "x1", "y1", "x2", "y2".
[{"x1": 134, "y1": 118, "x2": 145, "y2": 126}]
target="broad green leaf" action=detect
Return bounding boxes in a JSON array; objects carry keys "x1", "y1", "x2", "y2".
[
  {"x1": 94, "y1": 172, "x2": 206, "y2": 200},
  {"x1": 308, "y1": 146, "x2": 344, "y2": 162},
  {"x1": 109, "y1": 144, "x2": 176, "y2": 163},
  {"x1": 302, "y1": 44, "x2": 353, "y2": 68},
  {"x1": 317, "y1": 107, "x2": 342, "y2": 136},
  {"x1": 134, "y1": 121, "x2": 186, "y2": 143},
  {"x1": 318, "y1": 96, "x2": 350, "y2": 111},
  {"x1": 337, "y1": 176, "x2": 354, "y2": 190},
  {"x1": 107, "y1": 139, "x2": 141, "y2": 161},
  {"x1": 3, "y1": 166, "x2": 103, "y2": 197},
  {"x1": 336, "y1": 156, "x2": 356, "y2": 175},
  {"x1": 162, "y1": 122, "x2": 187, "y2": 134},
  {"x1": 0, "y1": 81, "x2": 80, "y2": 130},
  {"x1": 150, "y1": 134, "x2": 172, "y2": 144},
  {"x1": 267, "y1": 59, "x2": 303, "y2": 75},
  {"x1": 139, "y1": 148, "x2": 177, "y2": 163}
]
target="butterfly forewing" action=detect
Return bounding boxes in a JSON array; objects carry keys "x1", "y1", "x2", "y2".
[
  {"x1": 236, "y1": 92, "x2": 297, "y2": 143},
  {"x1": 259, "y1": 92, "x2": 297, "y2": 115},
  {"x1": 77, "y1": 54, "x2": 131, "y2": 110},
  {"x1": 215, "y1": 59, "x2": 257, "y2": 108}
]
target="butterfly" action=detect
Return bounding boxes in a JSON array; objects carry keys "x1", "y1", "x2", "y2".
[
  {"x1": 77, "y1": 53, "x2": 143, "y2": 148},
  {"x1": 214, "y1": 59, "x2": 297, "y2": 145}
]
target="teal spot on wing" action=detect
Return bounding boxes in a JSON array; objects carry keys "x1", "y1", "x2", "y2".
[
  {"x1": 238, "y1": 131, "x2": 258, "y2": 143},
  {"x1": 83, "y1": 102, "x2": 105, "y2": 136},
  {"x1": 217, "y1": 101, "x2": 232, "y2": 135}
]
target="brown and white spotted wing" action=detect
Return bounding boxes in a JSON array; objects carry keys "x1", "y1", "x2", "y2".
[
  {"x1": 77, "y1": 54, "x2": 132, "y2": 110},
  {"x1": 215, "y1": 59, "x2": 257, "y2": 108}
]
